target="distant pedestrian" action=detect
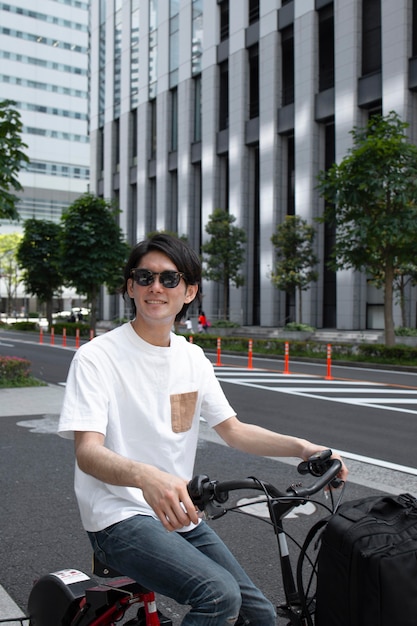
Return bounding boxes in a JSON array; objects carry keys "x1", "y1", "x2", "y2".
[
  {"x1": 185, "y1": 317, "x2": 193, "y2": 334},
  {"x1": 198, "y1": 311, "x2": 208, "y2": 332}
]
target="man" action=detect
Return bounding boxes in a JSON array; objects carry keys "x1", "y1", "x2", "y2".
[{"x1": 59, "y1": 233, "x2": 347, "y2": 626}]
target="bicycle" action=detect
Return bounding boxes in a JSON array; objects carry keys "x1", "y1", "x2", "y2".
[
  {"x1": 23, "y1": 449, "x2": 342, "y2": 626},
  {"x1": 26, "y1": 557, "x2": 173, "y2": 626},
  {"x1": 188, "y1": 449, "x2": 343, "y2": 625}
]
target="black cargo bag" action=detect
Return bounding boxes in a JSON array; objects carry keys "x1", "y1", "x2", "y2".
[{"x1": 315, "y1": 492, "x2": 417, "y2": 626}]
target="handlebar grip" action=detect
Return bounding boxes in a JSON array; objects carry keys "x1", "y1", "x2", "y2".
[
  {"x1": 297, "y1": 448, "x2": 333, "y2": 476},
  {"x1": 187, "y1": 474, "x2": 228, "y2": 519},
  {"x1": 187, "y1": 474, "x2": 210, "y2": 511},
  {"x1": 289, "y1": 458, "x2": 342, "y2": 497}
]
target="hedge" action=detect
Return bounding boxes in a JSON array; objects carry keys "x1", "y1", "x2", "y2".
[
  {"x1": 52, "y1": 322, "x2": 91, "y2": 337},
  {"x1": 0, "y1": 356, "x2": 32, "y2": 386},
  {"x1": 186, "y1": 334, "x2": 417, "y2": 366}
]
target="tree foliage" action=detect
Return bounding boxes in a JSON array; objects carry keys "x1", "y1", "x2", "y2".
[
  {"x1": 0, "y1": 100, "x2": 29, "y2": 221},
  {"x1": 270, "y1": 215, "x2": 318, "y2": 323},
  {"x1": 202, "y1": 209, "x2": 246, "y2": 320},
  {"x1": 0, "y1": 232, "x2": 22, "y2": 315},
  {"x1": 317, "y1": 111, "x2": 417, "y2": 346},
  {"x1": 16, "y1": 219, "x2": 64, "y2": 327},
  {"x1": 60, "y1": 193, "x2": 129, "y2": 332}
]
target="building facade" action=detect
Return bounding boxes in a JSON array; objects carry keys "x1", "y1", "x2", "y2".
[
  {"x1": 89, "y1": 0, "x2": 417, "y2": 329},
  {"x1": 0, "y1": 0, "x2": 90, "y2": 313},
  {"x1": 0, "y1": 0, "x2": 90, "y2": 224}
]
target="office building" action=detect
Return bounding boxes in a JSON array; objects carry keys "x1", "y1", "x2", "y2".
[
  {"x1": 0, "y1": 0, "x2": 90, "y2": 314},
  {"x1": 0, "y1": 0, "x2": 90, "y2": 227},
  {"x1": 89, "y1": 0, "x2": 417, "y2": 329}
]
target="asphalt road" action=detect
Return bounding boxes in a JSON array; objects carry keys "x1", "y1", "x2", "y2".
[
  {"x1": 2, "y1": 328, "x2": 417, "y2": 468},
  {"x1": 1, "y1": 328, "x2": 417, "y2": 623},
  {"x1": 1, "y1": 411, "x2": 381, "y2": 625},
  {"x1": 0, "y1": 329, "x2": 81, "y2": 384}
]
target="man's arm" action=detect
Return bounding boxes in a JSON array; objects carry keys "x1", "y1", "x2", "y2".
[
  {"x1": 74, "y1": 431, "x2": 199, "y2": 531},
  {"x1": 214, "y1": 416, "x2": 348, "y2": 482}
]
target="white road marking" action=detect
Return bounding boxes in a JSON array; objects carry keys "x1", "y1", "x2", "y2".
[{"x1": 214, "y1": 367, "x2": 417, "y2": 415}]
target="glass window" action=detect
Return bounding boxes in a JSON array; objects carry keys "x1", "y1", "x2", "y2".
[
  {"x1": 131, "y1": 6, "x2": 140, "y2": 108},
  {"x1": 413, "y1": 0, "x2": 417, "y2": 57},
  {"x1": 193, "y1": 75, "x2": 202, "y2": 142},
  {"x1": 170, "y1": 87, "x2": 178, "y2": 151},
  {"x1": 248, "y1": 44, "x2": 259, "y2": 119},
  {"x1": 192, "y1": 0, "x2": 203, "y2": 76},
  {"x1": 318, "y1": 5, "x2": 334, "y2": 92},
  {"x1": 248, "y1": 0, "x2": 259, "y2": 24},
  {"x1": 149, "y1": 99, "x2": 157, "y2": 160},
  {"x1": 149, "y1": 0, "x2": 158, "y2": 98},
  {"x1": 281, "y1": 26, "x2": 294, "y2": 106},
  {"x1": 220, "y1": 0, "x2": 229, "y2": 42},
  {"x1": 219, "y1": 61, "x2": 229, "y2": 130},
  {"x1": 362, "y1": 0, "x2": 381, "y2": 75}
]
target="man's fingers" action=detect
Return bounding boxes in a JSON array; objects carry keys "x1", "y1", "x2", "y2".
[{"x1": 156, "y1": 502, "x2": 196, "y2": 531}]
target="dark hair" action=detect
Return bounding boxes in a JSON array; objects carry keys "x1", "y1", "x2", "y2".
[{"x1": 122, "y1": 233, "x2": 202, "y2": 321}]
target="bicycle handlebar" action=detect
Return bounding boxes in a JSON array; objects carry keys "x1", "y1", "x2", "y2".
[{"x1": 188, "y1": 449, "x2": 342, "y2": 519}]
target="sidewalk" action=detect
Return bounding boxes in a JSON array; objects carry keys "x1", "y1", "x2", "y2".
[{"x1": 0, "y1": 384, "x2": 65, "y2": 417}]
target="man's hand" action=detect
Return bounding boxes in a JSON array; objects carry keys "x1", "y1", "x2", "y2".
[
  {"x1": 74, "y1": 431, "x2": 199, "y2": 531},
  {"x1": 301, "y1": 444, "x2": 349, "y2": 484},
  {"x1": 141, "y1": 467, "x2": 199, "y2": 531}
]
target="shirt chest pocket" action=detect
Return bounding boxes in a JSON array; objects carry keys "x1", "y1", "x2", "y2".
[{"x1": 170, "y1": 391, "x2": 198, "y2": 433}]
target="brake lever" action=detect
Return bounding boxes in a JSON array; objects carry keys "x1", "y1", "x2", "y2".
[{"x1": 203, "y1": 501, "x2": 227, "y2": 520}]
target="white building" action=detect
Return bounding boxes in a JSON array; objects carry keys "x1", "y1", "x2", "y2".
[
  {"x1": 89, "y1": 0, "x2": 417, "y2": 329},
  {"x1": 0, "y1": 0, "x2": 90, "y2": 313}
]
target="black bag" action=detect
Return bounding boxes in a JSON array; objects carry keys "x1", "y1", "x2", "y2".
[{"x1": 315, "y1": 493, "x2": 417, "y2": 626}]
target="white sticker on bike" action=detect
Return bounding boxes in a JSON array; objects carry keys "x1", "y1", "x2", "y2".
[{"x1": 51, "y1": 569, "x2": 91, "y2": 584}]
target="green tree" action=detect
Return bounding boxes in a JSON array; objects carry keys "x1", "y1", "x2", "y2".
[
  {"x1": 60, "y1": 193, "x2": 129, "y2": 333},
  {"x1": 202, "y1": 209, "x2": 246, "y2": 320},
  {"x1": 0, "y1": 100, "x2": 29, "y2": 221},
  {"x1": 16, "y1": 219, "x2": 64, "y2": 328},
  {"x1": 0, "y1": 232, "x2": 22, "y2": 315},
  {"x1": 146, "y1": 230, "x2": 188, "y2": 242},
  {"x1": 370, "y1": 261, "x2": 417, "y2": 329},
  {"x1": 270, "y1": 215, "x2": 318, "y2": 324},
  {"x1": 317, "y1": 111, "x2": 417, "y2": 346}
]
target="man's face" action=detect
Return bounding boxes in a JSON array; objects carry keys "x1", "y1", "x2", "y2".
[{"x1": 127, "y1": 250, "x2": 197, "y2": 325}]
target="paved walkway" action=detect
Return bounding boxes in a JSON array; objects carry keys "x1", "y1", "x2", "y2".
[{"x1": 0, "y1": 385, "x2": 65, "y2": 417}]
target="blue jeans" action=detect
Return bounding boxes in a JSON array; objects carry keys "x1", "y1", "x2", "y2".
[{"x1": 88, "y1": 515, "x2": 276, "y2": 625}]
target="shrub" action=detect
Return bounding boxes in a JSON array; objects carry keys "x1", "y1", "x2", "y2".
[
  {"x1": 357, "y1": 343, "x2": 417, "y2": 364},
  {"x1": 395, "y1": 327, "x2": 417, "y2": 337},
  {"x1": 0, "y1": 356, "x2": 39, "y2": 387},
  {"x1": 189, "y1": 335, "x2": 417, "y2": 366},
  {"x1": 211, "y1": 319, "x2": 240, "y2": 328},
  {"x1": 52, "y1": 322, "x2": 90, "y2": 337},
  {"x1": 283, "y1": 322, "x2": 315, "y2": 332},
  {"x1": 13, "y1": 321, "x2": 38, "y2": 331}
]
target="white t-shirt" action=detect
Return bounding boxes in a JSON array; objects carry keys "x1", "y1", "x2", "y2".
[{"x1": 58, "y1": 323, "x2": 235, "y2": 532}]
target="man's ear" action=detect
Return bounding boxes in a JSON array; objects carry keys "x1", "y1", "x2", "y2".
[
  {"x1": 127, "y1": 278, "x2": 134, "y2": 298},
  {"x1": 184, "y1": 284, "x2": 198, "y2": 303}
]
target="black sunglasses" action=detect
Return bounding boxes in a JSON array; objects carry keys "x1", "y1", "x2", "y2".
[{"x1": 131, "y1": 268, "x2": 185, "y2": 288}]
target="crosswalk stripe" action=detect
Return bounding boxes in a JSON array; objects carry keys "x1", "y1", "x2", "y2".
[{"x1": 213, "y1": 367, "x2": 417, "y2": 415}]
